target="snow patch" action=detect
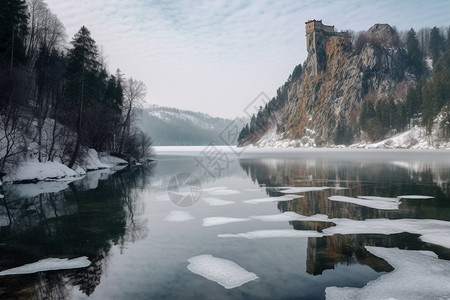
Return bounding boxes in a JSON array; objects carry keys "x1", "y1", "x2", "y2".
[
  {"x1": 206, "y1": 188, "x2": 241, "y2": 196},
  {"x1": 82, "y1": 149, "x2": 110, "y2": 171},
  {"x1": 325, "y1": 246, "x2": 450, "y2": 300},
  {"x1": 328, "y1": 196, "x2": 400, "y2": 210},
  {"x1": 218, "y1": 229, "x2": 324, "y2": 239},
  {"x1": 202, "y1": 197, "x2": 235, "y2": 206},
  {"x1": 250, "y1": 212, "x2": 330, "y2": 222},
  {"x1": 280, "y1": 186, "x2": 331, "y2": 194},
  {"x1": 397, "y1": 195, "x2": 434, "y2": 199},
  {"x1": 0, "y1": 257, "x2": 91, "y2": 276},
  {"x1": 187, "y1": 254, "x2": 258, "y2": 289},
  {"x1": 163, "y1": 210, "x2": 195, "y2": 222},
  {"x1": 202, "y1": 217, "x2": 249, "y2": 227},
  {"x1": 4, "y1": 161, "x2": 77, "y2": 183},
  {"x1": 244, "y1": 194, "x2": 300, "y2": 204}
]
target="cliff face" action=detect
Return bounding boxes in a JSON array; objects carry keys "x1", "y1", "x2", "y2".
[{"x1": 242, "y1": 23, "x2": 410, "y2": 147}]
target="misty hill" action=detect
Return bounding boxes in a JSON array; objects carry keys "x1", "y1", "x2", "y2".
[
  {"x1": 238, "y1": 21, "x2": 450, "y2": 149},
  {"x1": 136, "y1": 106, "x2": 241, "y2": 146}
]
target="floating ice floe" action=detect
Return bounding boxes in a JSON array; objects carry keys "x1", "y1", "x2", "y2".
[
  {"x1": 0, "y1": 257, "x2": 91, "y2": 276},
  {"x1": 218, "y1": 229, "x2": 324, "y2": 239},
  {"x1": 202, "y1": 197, "x2": 235, "y2": 206},
  {"x1": 322, "y1": 218, "x2": 450, "y2": 249},
  {"x1": 163, "y1": 210, "x2": 195, "y2": 222},
  {"x1": 279, "y1": 186, "x2": 331, "y2": 194},
  {"x1": 325, "y1": 246, "x2": 450, "y2": 300},
  {"x1": 250, "y1": 212, "x2": 329, "y2": 222},
  {"x1": 187, "y1": 254, "x2": 258, "y2": 289},
  {"x1": 328, "y1": 196, "x2": 400, "y2": 210},
  {"x1": 244, "y1": 195, "x2": 300, "y2": 204},
  {"x1": 219, "y1": 213, "x2": 450, "y2": 249},
  {"x1": 202, "y1": 217, "x2": 249, "y2": 227},
  {"x1": 328, "y1": 194, "x2": 435, "y2": 210},
  {"x1": 397, "y1": 195, "x2": 435, "y2": 199},
  {"x1": 207, "y1": 189, "x2": 241, "y2": 196}
]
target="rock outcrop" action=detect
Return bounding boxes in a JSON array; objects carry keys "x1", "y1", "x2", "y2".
[{"x1": 239, "y1": 21, "x2": 410, "y2": 147}]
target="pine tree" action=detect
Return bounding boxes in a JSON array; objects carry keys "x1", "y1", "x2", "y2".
[
  {"x1": 0, "y1": 0, "x2": 28, "y2": 69},
  {"x1": 65, "y1": 26, "x2": 100, "y2": 168},
  {"x1": 429, "y1": 27, "x2": 445, "y2": 64},
  {"x1": 406, "y1": 28, "x2": 423, "y2": 78}
]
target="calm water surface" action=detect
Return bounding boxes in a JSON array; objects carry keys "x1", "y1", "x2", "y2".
[{"x1": 1, "y1": 149, "x2": 450, "y2": 299}]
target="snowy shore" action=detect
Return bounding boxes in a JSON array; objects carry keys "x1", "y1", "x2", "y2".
[{"x1": 2, "y1": 149, "x2": 128, "y2": 185}]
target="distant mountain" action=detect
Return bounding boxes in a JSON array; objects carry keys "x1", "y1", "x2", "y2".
[{"x1": 135, "y1": 106, "x2": 242, "y2": 146}]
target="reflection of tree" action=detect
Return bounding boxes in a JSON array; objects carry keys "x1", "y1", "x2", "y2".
[
  {"x1": 0, "y1": 164, "x2": 154, "y2": 299},
  {"x1": 239, "y1": 157, "x2": 450, "y2": 275}
]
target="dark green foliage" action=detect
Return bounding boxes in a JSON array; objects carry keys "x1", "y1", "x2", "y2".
[
  {"x1": 406, "y1": 29, "x2": 424, "y2": 78},
  {"x1": 429, "y1": 27, "x2": 445, "y2": 64},
  {"x1": 0, "y1": 0, "x2": 28, "y2": 66},
  {"x1": 405, "y1": 78, "x2": 424, "y2": 119}
]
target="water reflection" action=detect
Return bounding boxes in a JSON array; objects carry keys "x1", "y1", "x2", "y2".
[
  {"x1": 0, "y1": 165, "x2": 154, "y2": 299},
  {"x1": 239, "y1": 156, "x2": 450, "y2": 276}
]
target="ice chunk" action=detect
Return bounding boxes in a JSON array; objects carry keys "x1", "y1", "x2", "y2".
[
  {"x1": 325, "y1": 246, "x2": 450, "y2": 300},
  {"x1": 0, "y1": 257, "x2": 91, "y2": 276},
  {"x1": 420, "y1": 232, "x2": 450, "y2": 249},
  {"x1": 328, "y1": 196, "x2": 400, "y2": 210},
  {"x1": 244, "y1": 195, "x2": 300, "y2": 204},
  {"x1": 279, "y1": 186, "x2": 330, "y2": 194},
  {"x1": 187, "y1": 254, "x2": 258, "y2": 289},
  {"x1": 357, "y1": 196, "x2": 399, "y2": 202},
  {"x1": 207, "y1": 189, "x2": 241, "y2": 196},
  {"x1": 322, "y1": 218, "x2": 450, "y2": 249},
  {"x1": 202, "y1": 217, "x2": 249, "y2": 227},
  {"x1": 163, "y1": 210, "x2": 195, "y2": 222},
  {"x1": 218, "y1": 229, "x2": 324, "y2": 239},
  {"x1": 202, "y1": 197, "x2": 234, "y2": 206},
  {"x1": 251, "y1": 212, "x2": 329, "y2": 222},
  {"x1": 397, "y1": 195, "x2": 434, "y2": 199}
]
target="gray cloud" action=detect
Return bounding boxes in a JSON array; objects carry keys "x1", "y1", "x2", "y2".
[{"x1": 45, "y1": 0, "x2": 449, "y2": 118}]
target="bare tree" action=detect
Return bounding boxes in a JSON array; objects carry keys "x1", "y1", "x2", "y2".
[{"x1": 119, "y1": 78, "x2": 146, "y2": 154}]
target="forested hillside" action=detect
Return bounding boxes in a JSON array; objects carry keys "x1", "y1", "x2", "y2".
[
  {"x1": 0, "y1": 0, "x2": 152, "y2": 175},
  {"x1": 136, "y1": 106, "x2": 239, "y2": 146}
]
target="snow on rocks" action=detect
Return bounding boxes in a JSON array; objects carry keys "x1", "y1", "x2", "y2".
[
  {"x1": 0, "y1": 256, "x2": 91, "y2": 276},
  {"x1": 3, "y1": 161, "x2": 77, "y2": 183},
  {"x1": 187, "y1": 254, "x2": 258, "y2": 289},
  {"x1": 325, "y1": 246, "x2": 450, "y2": 300},
  {"x1": 82, "y1": 149, "x2": 111, "y2": 171},
  {"x1": 3, "y1": 149, "x2": 129, "y2": 185}
]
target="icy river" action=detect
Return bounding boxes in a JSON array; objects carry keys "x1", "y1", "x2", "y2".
[{"x1": 1, "y1": 147, "x2": 450, "y2": 299}]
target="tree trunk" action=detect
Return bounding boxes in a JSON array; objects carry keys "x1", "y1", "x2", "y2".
[{"x1": 68, "y1": 69, "x2": 84, "y2": 169}]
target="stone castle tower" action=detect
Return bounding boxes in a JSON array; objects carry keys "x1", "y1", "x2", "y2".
[{"x1": 305, "y1": 20, "x2": 345, "y2": 75}]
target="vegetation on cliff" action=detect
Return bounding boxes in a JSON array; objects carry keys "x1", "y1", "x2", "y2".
[{"x1": 238, "y1": 22, "x2": 450, "y2": 148}]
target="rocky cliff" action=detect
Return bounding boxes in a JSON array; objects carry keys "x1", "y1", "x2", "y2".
[{"x1": 239, "y1": 22, "x2": 411, "y2": 147}]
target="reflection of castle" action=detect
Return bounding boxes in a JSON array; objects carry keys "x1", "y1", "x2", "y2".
[{"x1": 239, "y1": 157, "x2": 450, "y2": 275}]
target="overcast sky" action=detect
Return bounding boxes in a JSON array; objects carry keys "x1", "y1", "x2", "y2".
[{"x1": 45, "y1": 0, "x2": 449, "y2": 119}]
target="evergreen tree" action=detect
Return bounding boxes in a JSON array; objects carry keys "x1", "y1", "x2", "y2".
[
  {"x1": 0, "y1": 0, "x2": 28, "y2": 69},
  {"x1": 429, "y1": 27, "x2": 445, "y2": 64},
  {"x1": 406, "y1": 28, "x2": 423, "y2": 78},
  {"x1": 65, "y1": 26, "x2": 100, "y2": 168}
]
